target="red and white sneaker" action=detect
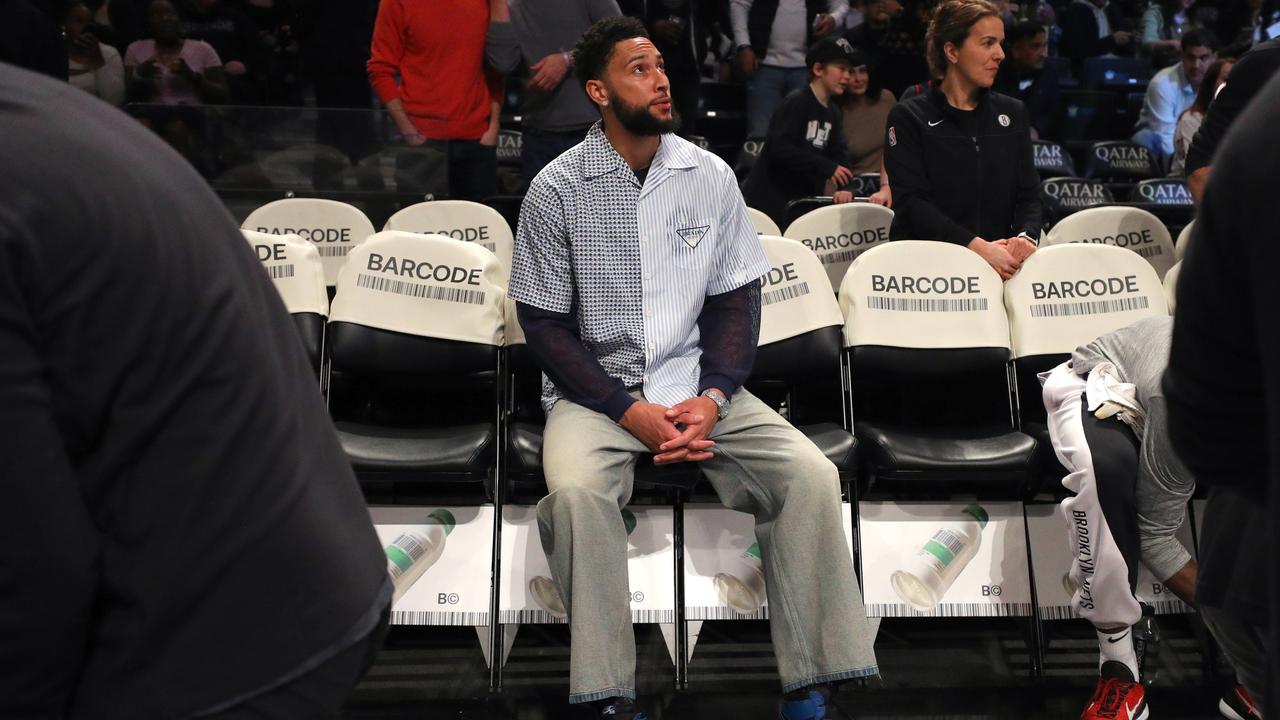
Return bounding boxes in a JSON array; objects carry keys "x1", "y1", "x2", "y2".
[
  {"x1": 1219, "y1": 683, "x2": 1262, "y2": 720},
  {"x1": 1081, "y1": 661, "x2": 1149, "y2": 720}
]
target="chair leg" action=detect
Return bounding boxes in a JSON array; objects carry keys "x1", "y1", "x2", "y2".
[
  {"x1": 1022, "y1": 505, "x2": 1046, "y2": 681},
  {"x1": 673, "y1": 489, "x2": 689, "y2": 690}
]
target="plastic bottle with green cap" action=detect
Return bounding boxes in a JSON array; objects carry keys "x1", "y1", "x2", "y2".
[
  {"x1": 385, "y1": 508, "x2": 456, "y2": 603},
  {"x1": 530, "y1": 508, "x2": 637, "y2": 619},
  {"x1": 890, "y1": 504, "x2": 989, "y2": 611},
  {"x1": 714, "y1": 541, "x2": 767, "y2": 614}
]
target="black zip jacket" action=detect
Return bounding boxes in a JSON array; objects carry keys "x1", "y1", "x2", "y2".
[
  {"x1": 742, "y1": 85, "x2": 851, "y2": 226},
  {"x1": 884, "y1": 86, "x2": 1041, "y2": 246}
]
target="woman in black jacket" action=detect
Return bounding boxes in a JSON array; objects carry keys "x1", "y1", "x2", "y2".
[{"x1": 883, "y1": 0, "x2": 1040, "y2": 279}]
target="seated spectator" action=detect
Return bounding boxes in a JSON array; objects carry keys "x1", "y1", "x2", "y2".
[
  {"x1": 1059, "y1": 0, "x2": 1134, "y2": 71},
  {"x1": 1171, "y1": 55, "x2": 1230, "y2": 175},
  {"x1": 1131, "y1": 28, "x2": 1218, "y2": 166},
  {"x1": 845, "y1": 0, "x2": 933, "y2": 97},
  {"x1": 486, "y1": 0, "x2": 621, "y2": 181},
  {"x1": 884, "y1": 0, "x2": 1040, "y2": 279},
  {"x1": 66, "y1": 1, "x2": 126, "y2": 105},
  {"x1": 730, "y1": 0, "x2": 851, "y2": 138},
  {"x1": 179, "y1": 0, "x2": 263, "y2": 102},
  {"x1": 367, "y1": 0, "x2": 502, "y2": 200},
  {"x1": 124, "y1": 0, "x2": 228, "y2": 105},
  {"x1": 1142, "y1": 0, "x2": 1201, "y2": 67},
  {"x1": 837, "y1": 48, "x2": 894, "y2": 204},
  {"x1": 994, "y1": 19, "x2": 1059, "y2": 138},
  {"x1": 742, "y1": 36, "x2": 860, "y2": 227}
]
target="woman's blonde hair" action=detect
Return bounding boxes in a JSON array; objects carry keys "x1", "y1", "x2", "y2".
[{"x1": 926, "y1": 0, "x2": 1002, "y2": 78}]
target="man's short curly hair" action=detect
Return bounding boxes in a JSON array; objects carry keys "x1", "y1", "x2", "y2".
[{"x1": 574, "y1": 16, "x2": 651, "y2": 93}]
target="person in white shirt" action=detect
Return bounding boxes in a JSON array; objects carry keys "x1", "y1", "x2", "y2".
[
  {"x1": 65, "y1": 1, "x2": 126, "y2": 106},
  {"x1": 1131, "y1": 28, "x2": 1218, "y2": 166},
  {"x1": 730, "y1": 0, "x2": 851, "y2": 136}
]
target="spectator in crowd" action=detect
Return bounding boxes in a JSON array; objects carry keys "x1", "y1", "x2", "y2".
[
  {"x1": 1059, "y1": 0, "x2": 1134, "y2": 71},
  {"x1": 620, "y1": 0, "x2": 716, "y2": 137},
  {"x1": 844, "y1": 0, "x2": 868, "y2": 31},
  {"x1": 1142, "y1": 0, "x2": 1201, "y2": 66},
  {"x1": 0, "y1": 61, "x2": 390, "y2": 720},
  {"x1": 743, "y1": 36, "x2": 860, "y2": 225},
  {"x1": 66, "y1": 1, "x2": 126, "y2": 105},
  {"x1": 179, "y1": 0, "x2": 263, "y2": 102},
  {"x1": 509, "y1": 18, "x2": 879, "y2": 720},
  {"x1": 1164, "y1": 72, "x2": 1280, "y2": 720},
  {"x1": 845, "y1": 0, "x2": 932, "y2": 97},
  {"x1": 486, "y1": 0, "x2": 621, "y2": 181},
  {"x1": 1184, "y1": 36, "x2": 1279, "y2": 199},
  {"x1": 124, "y1": 0, "x2": 228, "y2": 105},
  {"x1": 368, "y1": 0, "x2": 502, "y2": 201},
  {"x1": 1214, "y1": 0, "x2": 1280, "y2": 50},
  {"x1": 730, "y1": 0, "x2": 851, "y2": 137},
  {"x1": 1170, "y1": 55, "x2": 1230, "y2": 174},
  {"x1": 993, "y1": 19, "x2": 1059, "y2": 138},
  {"x1": 884, "y1": 0, "x2": 1040, "y2": 280},
  {"x1": 295, "y1": 0, "x2": 379, "y2": 164},
  {"x1": 1131, "y1": 28, "x2": 1218, "y2": 166},
  {"x1": 838, "y1": 47, "x2": 894, "y2": 204},
  {"x1": 0, "y1": 0, "x2": 69, "y2": 79},
  {"x1": 1042, "y1": 316, "x2": 1264, "y2": 720}
]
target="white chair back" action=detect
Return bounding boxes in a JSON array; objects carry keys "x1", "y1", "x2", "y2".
[
  {"x1": 746, "y1": 207, "x2": 782, "y2": 236},
  {"x1": 838, "y1": 240, "x2": 1011, "y2": 351},
  {"x1": 783, "y1": 203, "x2": 894, "y2": 293},
  {"x1": 1003, "y1": 244, "x2": 1168, "y2": 358},
  {"x1": 384, "y1": 200, "x2": 515, "y2": 278},
  {"x1": 1042, "y1": 205, "x2": 1176, "y2": 279},
  {"x1": 330, "y1": 231, "x2": 506, "y2": 346},
  {"x1": 757, "y1": 235, "x2": 845, "y2": 346},
  {"x1": 1174, "y1": 219, "x2": 1194, "y2": 262},
  {"x1": 242, "y1": 198, "x2": 376, "y2": 285},
  {"x1": 1163, "y1": 260, "x2": 1180, "y2": 315},
  {"x1": 242, "y1": 229, "x2": 329, "y2": 316}
]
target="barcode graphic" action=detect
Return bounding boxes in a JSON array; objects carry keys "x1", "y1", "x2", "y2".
[
  {"x1": 267, "y1": 264, "x2": 295, "y2": 279},
  {"x1": 1040, "y1": 600, "x2": 1190, "y2": 620},
  {"x1": 866, "y1": 296, "x2": 988, "y2": 312},
  {"x1": 631, "y1": 610, "x2": 675, "y2": 624},
  {"x1": 1135, "y1": 246, "x2": 1162, "y2": 258},
  {"x1": 688, "y1": 605, "x2": 770, "y2": 621},
  {"x1": 867, "y1": 602, "x2": 1033, "y2": 618},
  {"x1": 317, "y1": 245, "x2": 351, "y2": 257},
  {"x1": 762, "y1": 281, "x2": 810, "y2": 306},
  {"x1": 504, "y1": 609, "x2": 568, "y2": 625},
  {"x1": 819, "y1": 247, "x2": 872, "y2": 266},
  {"x1": 356, "y1": 273, "x2": 486, "y2": 305},
  {"x1": 386, "y1": 533, "x2": 426, "y2": 580},
  {"x1": 481, "y1": 242, "x2": 496, "y2": 252},
  {"x1": 1030, "y1": 296, "x2": 1149, "y2": 317},
  {"x1": 390, "y1": 610, "x2": 489, "y2": 626}
]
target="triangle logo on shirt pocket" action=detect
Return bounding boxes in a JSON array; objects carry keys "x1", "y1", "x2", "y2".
[{"x1": 677, "y1": 225, "x2": 709, "y2": 249}]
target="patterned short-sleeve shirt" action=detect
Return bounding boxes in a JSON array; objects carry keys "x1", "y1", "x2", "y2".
[{"x1": 508, "y1": 122, "x2": 771, "y2": 413}]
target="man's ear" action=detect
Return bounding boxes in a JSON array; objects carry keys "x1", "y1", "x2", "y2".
[{"x1": 585, "y1": 78, "x2": 609, "y2": 107}]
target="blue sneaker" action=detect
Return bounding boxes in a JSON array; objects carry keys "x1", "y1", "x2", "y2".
[
  {"x1": 597, "y1": 698, "x2": 648, "y2": 720},
  {"x1": 779, "y1": 689, "x2": 827, "y2": 720}
]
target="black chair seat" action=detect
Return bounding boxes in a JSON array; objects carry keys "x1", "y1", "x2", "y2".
[
  {"x1": 337, "y1": 421, "x2": 494, "y2": 474},
  {"x1": 799, "y1": 422, "x2": 857, "y2": 472},
  {"x1": 291, "y1": 312, "x2": 324, "y2": 370},
  {"x1": 855, "y1": 421, "x2": 1037, "y2": 496},
  {"x1": 507, "y1": 421, "x2": 702, "y2": 490}
]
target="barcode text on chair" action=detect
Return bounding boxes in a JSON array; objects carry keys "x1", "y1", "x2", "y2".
[
  {"x1": 762, "y1": 281, "x2": 810, "y2": 307},
  {"x1": 317, "y1": 246, "x2": 351, "y2": 257},
  {"x1": 267, "y1": 264, "x2": 295, "y2": 279},
  {"x1": 866, "y1": 296, "x2": 989, "y2": 312},
  {"x1": 1029, "y1": 296, "x2": 1150, "y2": 317},
  {"x1": 356, "y1": 273, "x2": 486, "y2": 305}
]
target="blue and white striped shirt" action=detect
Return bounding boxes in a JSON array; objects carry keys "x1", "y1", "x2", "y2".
[{"x1": 509, "y1": 122, "x2": 771, "y2": 414}]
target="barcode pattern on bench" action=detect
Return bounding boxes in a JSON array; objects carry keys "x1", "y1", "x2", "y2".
[
  {"x1": 866, "y1": 602, "x2": 1033, "y2": 618},
  {"x1": 687, "y1": 605, "x2": 770, "y2": 621},
  {"x1": 391, "y1": 610, "x2": 489, "y2": 626}
]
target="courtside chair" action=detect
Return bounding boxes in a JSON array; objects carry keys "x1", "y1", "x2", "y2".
[
  {"x1": 1002, "y1": 243, "x2": 1169, "y2": 498},
  {"x1": 1174, "y1": 219, "x2": 1194, "y2": 262},
  {"x1": 746, "y1": 206, "x2": 782, "y2": 236},
  {"x1": 384, "y1": 199, "x2": 516, "y2": 274},
  {"x1": 1038, "y1": 177, "x2": 1115, "y2": 228},
  {"x1": 326, "y1": 230, "x2": 506, "y2": 499},
  {"x1": 1031, "y1": 139, "x2": 1078, "y2": 179},
  {"x1": 1083, "y1": 140, "x2": 1159, "y2": 183},
  {"x1": 242, "y1": 229, "x2": 330, "y2": 374},
  {"x1": 1043, "y1": 205, "x2": 1177, "y2": 279},
  {"x1": 1164, "y1": 261, "x2": 1181, "y2": 314},
  {"x1": 241, "y1": 197, "x2": 376, "y2": 286},
  {"x1": 837, "y1": 241, "x2": 1038, "y2": 500},
  {"x1": 783, "y1": 203, "x2": 894, "y2": 295}
]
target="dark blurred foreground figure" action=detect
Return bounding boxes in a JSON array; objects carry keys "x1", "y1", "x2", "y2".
[
  {"x1": 1165, "y1": 71, "x2": 1280, "y2": 720},
  {"x1": 0, "y1": 62, "x2": 390, "y2": 720}
]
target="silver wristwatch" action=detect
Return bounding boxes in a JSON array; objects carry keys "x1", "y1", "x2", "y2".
[{"x1": 701, "y1": 388, "x2": 730, "y2": 420}]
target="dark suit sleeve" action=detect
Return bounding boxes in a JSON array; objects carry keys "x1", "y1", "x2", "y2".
[
  {"x1": 0, "y1": 226, "x2": 100, "y2": 716},
  {"x1": 883, "y1": 104, "x2": 977, "y2": 245},
  {"x1": 1012, "y1": 103, "x2": 1043, "y2": 236}
]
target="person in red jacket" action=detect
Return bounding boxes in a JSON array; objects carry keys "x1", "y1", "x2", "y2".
[{"x1": 367, "y1": 0, "x2": 503, "y2": 200}]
